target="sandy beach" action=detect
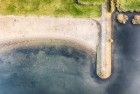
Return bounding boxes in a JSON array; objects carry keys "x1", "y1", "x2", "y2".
[{"x1": 0, "y1": 16, "x2": 99, "y2": 54}]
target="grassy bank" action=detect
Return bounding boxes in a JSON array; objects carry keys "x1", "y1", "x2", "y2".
[
  {"x1": 0, "y1": 0, "x2": 102, "y2": 17},
  {"x1": 79, "y1": 0, "x2": 104, "y2": 4},
  {"x1": 117, "y1": 0, "x2": 140, "y2": 12}
]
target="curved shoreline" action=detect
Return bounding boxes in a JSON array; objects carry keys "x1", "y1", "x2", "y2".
[
  {"x1": 0, "y1": 16, "x2": 99, "y2": 58},
  {"x1": 0, "y1": 38, "x2": 96, "y2": 57}
]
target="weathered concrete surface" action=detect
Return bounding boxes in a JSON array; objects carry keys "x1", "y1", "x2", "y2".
[
  {"x1": 0, "y1": 16, "x2": 99, "y2": 53},
  {"x1": 97, "y1": 4, "x2": 112, "y2": 79}
]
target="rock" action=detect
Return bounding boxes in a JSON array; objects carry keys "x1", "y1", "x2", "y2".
[
  {"x1": 117, "y1": 14, "x2": 128, "y2": 24},
  {"x1": 132, "y1": 15, "x2": 140, "y2": 24}
]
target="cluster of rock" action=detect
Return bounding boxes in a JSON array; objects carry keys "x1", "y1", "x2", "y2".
[
  {"x1": 117, "y1": 14, "x2": 140, "y2": 25},
  {"x1": 132, "y1": 15, "x2": 140, "y2": 24},
  {"x1": 117, "y1": 14, "x2": 128, "y2": 24}
]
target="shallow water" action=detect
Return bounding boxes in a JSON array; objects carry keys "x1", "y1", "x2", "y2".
[{"x1": 0, "y1": 45, "x2": 104, "y2": 94}]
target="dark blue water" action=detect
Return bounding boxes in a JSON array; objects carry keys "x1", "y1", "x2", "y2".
[{"x1": 107, "y1": 13, "x2": 140, "y2": 94}]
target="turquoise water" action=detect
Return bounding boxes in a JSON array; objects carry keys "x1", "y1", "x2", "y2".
[{"x1": 0, "y1": 45, "x2": 102, "y2": 94}]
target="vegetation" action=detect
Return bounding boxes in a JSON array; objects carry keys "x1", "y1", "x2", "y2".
[
  {"x1": 79, "y1": 0, "x2": 104, "y2": 4},
  {"x1": 117, "y1": 14, "x2": 128, "y2": 24},
  {"x1": 117, "y1": 0, "x2": 140, "y2": 12},
  {"x1": 132, "y1": 15, "x2": 140, "y2": 24},
  {"x1": 0, "y1": 0, "x2": 103, "y2": 17}
]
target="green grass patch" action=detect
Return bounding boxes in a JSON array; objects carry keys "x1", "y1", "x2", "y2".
[
  {"x1": 79, "y1": 0, "x2": 104, "y2": 4},
  {"x1": 117, "y1": 0, "x2": 140, "y2": 12},
  {"x1": 0, "y1": 0, "x2": 102, "y2": 17}
]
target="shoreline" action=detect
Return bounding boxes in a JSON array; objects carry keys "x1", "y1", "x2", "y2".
[
  {"x1": 0, "y1": 38, "x2": 96, "y2": 58},
  {"x1": 0, "y1": 16, "x2": 99, "y2": 57}
]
